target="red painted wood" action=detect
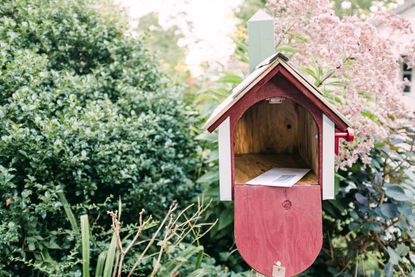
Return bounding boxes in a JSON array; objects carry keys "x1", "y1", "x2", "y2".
[
  {"x1": 234, "y1": 185, "x2": 322, "y2": 277},
  {"x1": 335, "y1": 128, "x2": 355, "y2": 155}
]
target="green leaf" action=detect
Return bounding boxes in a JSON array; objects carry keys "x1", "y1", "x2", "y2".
[
  {"x1": 363, "y1": 222, "x2": 382, "y2": 233},
  {"x1": 334, "y1": 174, "x2": 340, "y2": 196},
  {"x1": 384, "y1": 185, "x2": 409, "y2": 201},
  {"x1": 80, "y1": 214, "x2": 90, "y2": 277},
  {"x1": 395, "y1": 243, "x2": 409, "y2": 257},
  {"x1": 379, "y1": 203, "x2": 399, "y2": 218},
  {"x1": 103, "y1": 234, "x2": 117, "y2": 277},
  {"x1": 195, "y1": 132, "x2": 217, "y2": 142},
  {"x1": 397, "y1": 204, "x2": 412, "y2": 217},
  {"x1": 196, "y1": 171, "x2": 218, "y2": 185},
  {"x1": 160, "y1": 245, "x2": 204, "y2": 275},
  {"x1": 302, "y1": 67, "x2": 320, "y2": 83},
  {"x1": 58, "y1": 191, "x2": 79, "y2": 233},
  {"x1": 384, "y1": 263, "x2": 393, "y2": 277},
  {"x1": 217, "y1": 72, "x2": 243, "y2": 85},
  {"x1": 323, "y1": 80, "x2": 345, "y2": 87},
  {"x1": 276, "y1": 45, "x2": 300, "y2": 54},
  {"x1": 95, "y1": 251, "x2": 107, "y2": 277},
  {"x1": 355, "y1": 193, "x2": 368, "y2": 205},
  {"x1": 387, "y1": 247, "x2": 400, "y2": 265},
  {"x1": 47, "y1": 240, "x2": 61, "y2": 250},
  {"x1": 362, "y1": 110, "x2": 381, "y2": 125},
  {"x1": 28, "y1": 243, "x2": 35, "y2": 251},
  {"x1": 218, "y1": 209, "x2": 233, "y2": 231}
]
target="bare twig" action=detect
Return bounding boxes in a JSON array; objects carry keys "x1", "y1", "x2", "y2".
[
  {"x1": 150, "y1": 215, "x2": 178, "y2": 277},
  {"x1": 106, "y1": 197, "x2": 215, "y2": 277},
  {"x1": 117, "y1": 210, "x2": 152, "y2": 277},
  {"x1": 354, "y1": 253, "x2": 358, "y2": 277},
  {"x1": 107, "y1": 211, "x2": 122, "y2": 277},
  {"x1": 127, "y1": 202, "x2": 178, "y2": 277}
]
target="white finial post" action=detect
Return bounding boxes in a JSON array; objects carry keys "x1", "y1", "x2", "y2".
[{"x1": 248, "y1": 10, "x2": 275, "y2": 73}]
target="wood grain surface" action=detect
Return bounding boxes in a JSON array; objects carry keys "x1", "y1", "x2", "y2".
[
  {"x1": 297, "y1": 107, "x2": 319, "y2": 175},
  {"x1": 234, "y1": 185, "x2": 322, "y2": 277},
  {"x1": 233, "y1": 98, "x2": 319, "y2": 186},
  {"x1": 234, "y1": 153, "x2": 318, "y2": 185},
  {"x1": 233, "y1": 100, "x2": 300, "y2": 155}
]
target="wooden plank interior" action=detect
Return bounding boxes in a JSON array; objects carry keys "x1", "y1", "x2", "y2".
[
  {"x1": 234, "y1": 153, "x2": 318, "y2": 185},
  {"x1": 298, "y1": 106, "x2": 319, "y2": 174},
  {"x1": 233, "y1": 99, "x2": 319, "y2": 185},
  {"x1": 234, "y1": 100, "x2": 299, "y2": 154}
]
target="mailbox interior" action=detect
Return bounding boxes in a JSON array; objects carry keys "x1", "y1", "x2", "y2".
[{"x1": 234, "y1": 99, "x2": 319, "y2": 185}]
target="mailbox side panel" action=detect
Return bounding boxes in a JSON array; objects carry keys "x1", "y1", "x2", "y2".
[
  {"x1": 218, "y1": 117, "x2": 232, "y2": 201},
  {"x1": 322, "y1": 114, "x2": 335, "y2": 200}
]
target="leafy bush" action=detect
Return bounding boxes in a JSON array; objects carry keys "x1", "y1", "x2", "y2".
[
  {"x1": 0, "y1": 0, "x2": 200, "y2": 275},
  {"x1": 195, "y1": 72, "x2": 249, "y2": 272},
  {"x1": 308, "y1": 127, "x2": 415, "y2": 276}
]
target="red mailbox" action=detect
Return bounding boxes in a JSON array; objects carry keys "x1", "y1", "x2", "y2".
[{"x1": 204, "y1": 53, "x2": 354, "y2": 277}]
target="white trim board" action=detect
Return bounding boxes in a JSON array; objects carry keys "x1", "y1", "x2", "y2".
[
  {"x1": 218, "y1": 117, "x2": 232, "y2": 201},
  {"x1": 322, "y1": 114, "x2": 335, "y2": 200}
]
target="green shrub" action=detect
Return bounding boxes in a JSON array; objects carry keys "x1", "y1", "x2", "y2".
[
  {"x1": 0, "y1": 0, "x2": 199, "y2": 275},
  {"x1": 311, "y1": 127, "x2": 415, "y2": 276},
  {"x1": 195, "y1": 72, "x2": 249, "y2": 272}
]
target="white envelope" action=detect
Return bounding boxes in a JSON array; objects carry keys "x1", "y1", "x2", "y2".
[{"x1": 246, "y1": 168, "x2": 310, "y2": 187}]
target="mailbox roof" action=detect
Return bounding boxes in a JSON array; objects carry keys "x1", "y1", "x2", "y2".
[{"x1": 204, "y1": 53, "x2": 352, "y2": 131}]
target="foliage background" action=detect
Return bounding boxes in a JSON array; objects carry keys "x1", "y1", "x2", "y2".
[
  {"x1": 0, "y1": 0, "x2": 414, "y2": 276},
  {"x1": 0, "y1": 0, "x2": 208, "y2": 275}
]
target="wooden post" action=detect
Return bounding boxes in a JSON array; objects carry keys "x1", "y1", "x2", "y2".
[{"x1": 248, "y1": 10, "x2": 275, "y2": 73}]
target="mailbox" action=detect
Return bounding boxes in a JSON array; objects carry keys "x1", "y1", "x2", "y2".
[{"x1": 204, "y1": 53, "x2": 354, "y2": 277}]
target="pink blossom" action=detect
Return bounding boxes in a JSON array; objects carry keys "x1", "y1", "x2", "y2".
[{"x1": 268, "y1": 0, "x2": 415, "y2": 168}]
